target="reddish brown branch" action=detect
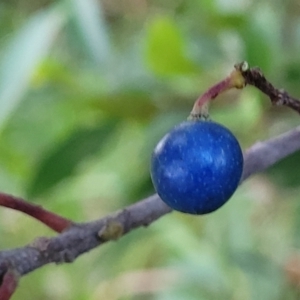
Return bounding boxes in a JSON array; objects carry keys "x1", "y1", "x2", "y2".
[
  {"x1": 235, "y1": 62, "x2": 300, "y2": 114},
  {"x1": 0, "y1": 268, "x2": 19, "y2": 300},
  {"x1": 0, "y1": 193, "x2": 73, "y2": 233}
]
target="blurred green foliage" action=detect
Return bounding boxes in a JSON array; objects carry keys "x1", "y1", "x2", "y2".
[{"x1": 1, "y1": 0, "x2": 300, "y2": 299}]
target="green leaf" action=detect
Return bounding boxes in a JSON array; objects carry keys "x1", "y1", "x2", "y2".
[
  {"x1": 240, "y1": 6, "x2": 280, "y2": 72},
  {"x1": 232, "y1": 251, "x2": 282, "y2": 299},
  {"x1": 88, "y1": 90, "x2": 158, "y2": 120},
  {"x1": 242, "y1": 25, "x2": 273, "y2": 71},
  {"x1": 0, "y1": 7, "x2": 66, "y2": 129},
  {"x1": 70, "y1": 0, "x2": 112, "y2": 67},
  {"x1": 266, "y1": 151, "x2": 300, "y2": 188},
  {"x1": 27, "y1": 121, "x2": 117, "y2": 197},
  {"x1": 145, "y1": 16, "x2": 197, "y2": 76}
]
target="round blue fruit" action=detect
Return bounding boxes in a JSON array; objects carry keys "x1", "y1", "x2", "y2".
[{"x1": 150, "y1": 120, "x2": 243, "y2": 214}]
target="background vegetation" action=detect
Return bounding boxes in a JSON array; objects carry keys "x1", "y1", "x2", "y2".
[{"x1": 1, "y1": 0, "x2": 300, "y2": 299}]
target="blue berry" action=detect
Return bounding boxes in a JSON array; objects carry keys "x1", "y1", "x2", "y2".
[{"x1": 150, "y1": 120, "x2": 243, "y2": 214}]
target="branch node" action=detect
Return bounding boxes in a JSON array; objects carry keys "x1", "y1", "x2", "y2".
[
  {"x1": 98, "y1": 220, "x2": 124, "y2": 241},
  {"x1": 56, "y1": 250, "x2": 76, "y2": 264},
  {"x1": 30, "y1": 237, "x2": 51, "y2": 253}
]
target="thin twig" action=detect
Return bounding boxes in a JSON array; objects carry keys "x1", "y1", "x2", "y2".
[
  {"x1": 0, "y1": 268, "x2": 19, "y2": 300},
  {"x1": 235, "y1": 62, "x2": 300, "y2": 114},
  {"x1": 0, "y1": 193, "x2": 73, "y2": 233}
]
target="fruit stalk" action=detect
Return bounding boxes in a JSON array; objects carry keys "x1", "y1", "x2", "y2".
[{"x1": 189, "y1": 64, "x2": 247, "y2": 120}]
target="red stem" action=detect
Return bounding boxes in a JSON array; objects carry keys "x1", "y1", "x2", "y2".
[
  {"x1": 190, "y1": 68, "x2": 246, "y2": 118},
  {"x1": 0, "y1": 269, "x2": 19, "y2": 300},
  {"x1": 0, "y1": 193, "x2": 72, "y2": 233},
  {"x1": 194, "y1": 76, "x2": 232, "y2": 108}
]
